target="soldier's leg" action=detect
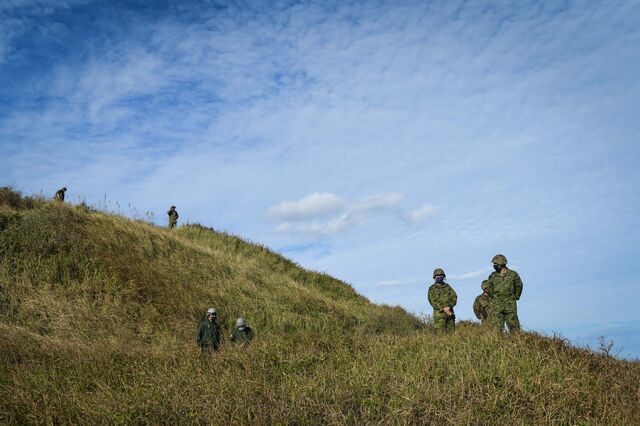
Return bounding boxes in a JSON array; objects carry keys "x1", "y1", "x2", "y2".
[
  {"x1": 433, "y1": 314, "x2": 446, "y2": 333},
  {"x1": 505, "y1": 309, "x2": 521, "y2": 333},
  {"x1": 492, "y1": 310, "x2": 506, "y2": 332},
  {"x1": 446, "y1": 317, "x2": 455, "y2": 333}
]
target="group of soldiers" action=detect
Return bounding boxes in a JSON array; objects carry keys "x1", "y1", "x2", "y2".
[
  {"x1": 428, "y1": 254, "x2": 523, "y2": 333},
  {"x1": 53, "y1": 188, "x2": 522, "y2": 335},
  {"x1": 196, "y1": 308, "x2": 254, "y2": 353}
]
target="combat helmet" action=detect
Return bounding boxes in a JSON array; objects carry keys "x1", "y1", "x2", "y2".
[
  {"x1": 432, "y1": 268, "x2": 446, "y2": 278},
  {"x1": 236, "y1": 317, "x2": 247, "y2": 328},
  {"x1": 206, "y1": 307, "x2": 217, "y2": 316},
  {"x1": 491, "y1": 254, "x2": 508, "y2": 266}
]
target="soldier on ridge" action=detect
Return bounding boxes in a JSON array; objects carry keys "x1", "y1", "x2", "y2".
[
  {"x1": 486, "y1": 254, "x2": 523, "y2": 333},
  {"x1": 167, "y1": 205, "x2": 179, "y2": 229},
  {"x1": 473, "y1": 280, "x2": 492, "y2": 325},
  {"x1": 54, "y1": 187, "x2": 67, "y2": 202},
  {"x1": 428, "y1": 268, "x2": 457, "y2": 334}
]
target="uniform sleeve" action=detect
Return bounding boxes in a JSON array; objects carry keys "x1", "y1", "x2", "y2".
[
  {"x1": 486, "y1": 273, "x2": 496, "y2": 297},
  {"x1": 175, "y1": 211, "x2": 179, "y2": 219},
  {"x1": 214, "y1": 325, "x2": 221, "y2": 348},
  {"x1": 513, "y1": 271, "x2": 523, "y2": 300},
  {"x1": 427, "y1": 287, "x2": 435, "y2": 309},
  {"x1": 196, "y1": 322, "x2": 203, "y2": 344},
  {"x1": 448, "y1": 286, "x2": 457, "y2": 308},
  {"x1": 473, "y1": 296, "x2": 482, "y2": 319}
]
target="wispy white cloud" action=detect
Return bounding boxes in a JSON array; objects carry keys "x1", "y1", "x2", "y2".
[
  {"x1": 447, "y1": 268, "x2": 492, "y2": 281},
  {"x1": 406, "y1": 204, "x2": 436, "y2": 222},
  {"x1": 276, "y1": 212, "x2": 364, "y2": 237},
  {"x1": 270, "y1": 192, "x2": 404, "y2": 237},
  {"x1": 267, "y1": 192, "x2": 345, "y2": 222},
  {"x1": 352, "y1": 193, "x2": 403, "y2": 213}
]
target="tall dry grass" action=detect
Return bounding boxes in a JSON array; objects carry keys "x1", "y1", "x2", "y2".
[{"x1": 1, "y1": 187, "x2": 638, "y2": 424}]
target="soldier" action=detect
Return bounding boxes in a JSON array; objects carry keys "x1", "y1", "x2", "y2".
[
  {"x1": 196, "y1": 307, "x2": 221, "y2": 353},
  {"x1": 167, "y1": 205, "x2": 179, "y2": 229},
  {"x1": 428, "y1": 268, "x2": 457, "y2": 333},
  {"x1": 473, "y1": 280, "x2": 492, "y2": 325},
  {"x1": 230, "y1": 317, "x2": 254, "y2": 344},
  {"x1": 486, "y1": 254, "x2": 523, "y2": 332},
  {"x1": 54, "y1": 187, "x2": 67, "y2": 202}
]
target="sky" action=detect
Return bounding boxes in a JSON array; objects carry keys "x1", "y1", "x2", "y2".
[{"x1": 1, "y1": 0, "x2": 639, "y2": 358}]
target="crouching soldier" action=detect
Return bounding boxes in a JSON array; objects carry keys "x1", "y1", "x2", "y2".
[
  {"x1": 54, "y1": 187, "x2": 67, "y2": 202},
  {"x1": 230, "y1": 317, "x2": 254, "y2": 344},
  {"x1": 473, "y1": 280, "x2": 492, "y2": 325},
  {"x1": 197, "y1": 307, "x2": 221, "y2": 353},
  {"x1": 428, "y1": 268, "x2": 457, "y2": 333}
]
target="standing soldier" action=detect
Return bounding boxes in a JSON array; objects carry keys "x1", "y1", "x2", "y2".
[
  {"x1": 54, "y1": 187, "x2": 67, "y2": 202},
  {"x1": 196, "y1": 307, "x2": 221, "y2": 353},
  {"x1": 486, "y1": 254, "x2": 523, "y2": 332},
  {"x1": 230, "y1": 317, "x2": 254, "y2": 344},
  {"x1": 473, "y1": 280, "x2": 492, "y2": 325},
  {"x1": 167, "y1": 205, "x2": 179, "y2": 229},
  {"x1": 428, "y1": 268, "x2": 457, "y2": 333}
]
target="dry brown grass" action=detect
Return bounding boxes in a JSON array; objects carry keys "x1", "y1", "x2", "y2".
[{"x1": 1, "y1": 187, "x2": 639, "y2": 424}]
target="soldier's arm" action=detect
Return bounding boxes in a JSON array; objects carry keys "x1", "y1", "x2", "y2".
[
  {"x1": 427, "y1": 288, "x2": 436, "y2": 309},
  {"x1": 473, "y1": 296, "x2": 482, "y2": 319},
  {"x1": 196, "y1": 322, "x2": 203, "y2": 344},
  {"x1": 449, "y1": 287, "x2": 457, "y2": 308},
  {"x1": 486, "y1": 274, "x2": 496, "y2": 297},
  {"x1": 514, "y1": 272, "x2": 523, "y2": 300}
]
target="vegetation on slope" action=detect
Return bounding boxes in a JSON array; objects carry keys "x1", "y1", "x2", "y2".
[{"x1": 1, "y1": 188, "x2": 639, "y2": 424}]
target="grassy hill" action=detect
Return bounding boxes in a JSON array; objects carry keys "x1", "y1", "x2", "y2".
[{"x1": 1, "y1": 187, "x2": 639, "y2": 424}]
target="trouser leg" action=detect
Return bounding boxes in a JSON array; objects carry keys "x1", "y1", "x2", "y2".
[
  {"x1": 446, "y1": 317, "x2": 455, "y2": 333},
  {"x1": 493, "y1": 311, "x2": 506, "y2": 331},
  {"x1": 505, "y1": 308, "x2": 521, "y2": 333}
]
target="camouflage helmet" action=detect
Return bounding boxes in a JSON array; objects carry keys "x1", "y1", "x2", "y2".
[
  {"x1": 491, "y1": 254, "x2": 508, "y2": 266},
  {"x1": 236, "y1": 317, "x2": 247, "y2": 327},
  {"x1": 481, "y1": 280, "x2": 489, "y2": 290},
  {"x1": 432, "y1": 268, "x2": 446, "y2": 278}
]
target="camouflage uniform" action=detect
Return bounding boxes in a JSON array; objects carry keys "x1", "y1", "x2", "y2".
[
  {"x1": 473, "y1": 280, "x2": 492, "y2": 325},
  {"x1": 230, "y1": 326, "x2": 254, "y2": 344},
  {"x1": 54, "y1": 187, "x2": 66, "y2": 202},
  {"x1": 428, "y1": 268, "x2": 457, "y2": 333},
  {"x1": 167, "y1": 206, "x2": 179, "y2": 229},
  {"x1": 486, "y1": 254, "x2": 523, "y2": 332},
  {"x1": 196, "y1": 318, "x2": 221, "y2": 352}
]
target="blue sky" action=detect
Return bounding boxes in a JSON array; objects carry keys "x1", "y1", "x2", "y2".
[{"x1": 2, "y1": 0, "x2": 639, "y2": 358}]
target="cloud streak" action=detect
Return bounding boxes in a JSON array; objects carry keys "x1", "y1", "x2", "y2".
[{"x1": 270, "y1": 192, "x2": 410, "y2": 237}]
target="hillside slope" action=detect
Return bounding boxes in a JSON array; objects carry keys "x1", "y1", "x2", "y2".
[{"x1": 1, "y1": 188, "x2": 639, "y2": 424}]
